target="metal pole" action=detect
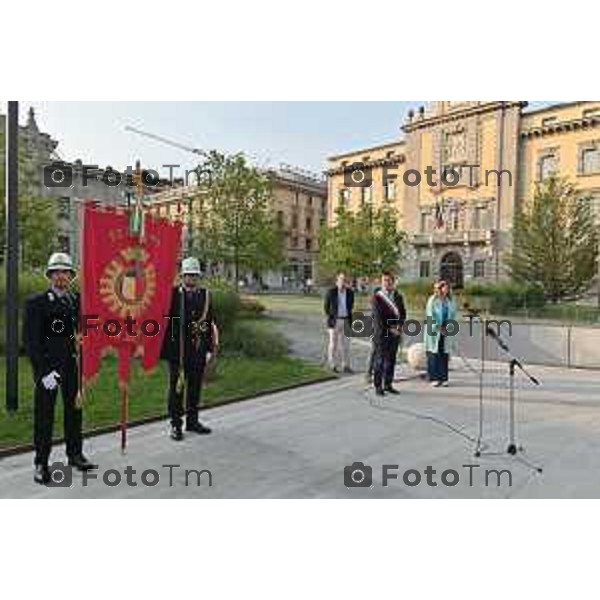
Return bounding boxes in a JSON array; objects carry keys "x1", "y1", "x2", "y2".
[{"x1": 5, "y1": 101, "x2": 19, "y2": 412}]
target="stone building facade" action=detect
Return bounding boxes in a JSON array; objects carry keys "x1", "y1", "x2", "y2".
[
  {"x1": 0, "y1": 107, "x2": 125, "y2": 264},
  {"x1": 148, "y1": 166, "x2": 327, "y2": 289},
  {"x1": 327, "y1": 101, "x2": 600, "y2": 288}
]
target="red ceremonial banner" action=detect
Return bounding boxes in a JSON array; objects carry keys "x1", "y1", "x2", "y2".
[{"x1": 81, "y1": 204, "x2": 182, "y2": 388}]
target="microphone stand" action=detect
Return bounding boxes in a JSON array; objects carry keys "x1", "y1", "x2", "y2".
[
  {"x1": 486, "y1": 325, "x2": 543, "y2": 473},
  {"x1": 462, "y1": 305, "x2": 499, "y2": 458}
]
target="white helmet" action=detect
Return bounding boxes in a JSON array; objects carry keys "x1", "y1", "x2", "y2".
[
  {"x1": 181, "y1": 257, "x2": 202, "y2": 276},
  {"x1": 46, "y1": 252, "x2": 75, "y2": 277}
]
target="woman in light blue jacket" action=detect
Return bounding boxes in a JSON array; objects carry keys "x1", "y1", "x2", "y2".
[{"x1": 424, "y1": 280, "x2": 457, "y2": 387}]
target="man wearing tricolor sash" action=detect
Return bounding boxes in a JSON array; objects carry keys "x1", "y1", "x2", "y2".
[{"x1": 371, "y1": 271, "x2": 406, "y2": 396}]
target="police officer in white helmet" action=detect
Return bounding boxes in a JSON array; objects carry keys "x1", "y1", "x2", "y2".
[
  {"x1": 161, "y1": 257, "x2": 218, "y2": 440},
  {"x1": 23, "y1": 252, "x2": 97, "y2": 484}
]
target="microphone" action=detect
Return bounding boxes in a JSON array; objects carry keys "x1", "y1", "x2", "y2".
[{"x1": 463, "y1": 302, "x2": 481, "y2": 319}]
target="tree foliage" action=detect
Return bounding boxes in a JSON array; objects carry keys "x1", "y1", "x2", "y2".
[
  {"x1": 0, "y1": 128, "x2": 57, "y2": 268},
  {"x1": 192, "y1": 151, "x2": 284, "y2": 288},
  {"x1": 507, "y1": 175, "x2": 599, "y2": 302},
  {"x1": 318, "y1": 200, "x2": 406, "y2": 280}
]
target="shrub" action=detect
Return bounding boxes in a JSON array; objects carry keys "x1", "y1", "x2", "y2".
[
  {"x1": 222, "y1": 319, "x2": 288, "y2": 359},
  {"x1": 0, "y1": 272, "x2": 242, "y2": 354},
  {"x1": 463, "y1": 281, "x2": 545, "y2": 313},
  {"x1": 239, "y1": 296, "x2": 267, "y2": 317}
]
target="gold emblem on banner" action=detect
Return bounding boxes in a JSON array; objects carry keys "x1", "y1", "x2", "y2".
[{"x1": 100, "y1": 247, "x2": 157, "y2": 318}]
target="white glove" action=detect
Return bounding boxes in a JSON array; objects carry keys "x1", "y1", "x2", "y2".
[{"x1": 41, "y1": 371, "x2": 60, "y2": 391}]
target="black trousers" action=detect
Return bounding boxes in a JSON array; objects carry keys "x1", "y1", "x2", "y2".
[
  {"x1": 366, "y1": 340, "x2": 376, "y2": 376},
  {"x1": 167, "y1": 354, "x2": 207, "y2": 428},
  {"x1": 33, "y1": 361, "x2": 82, "y2": 467},
  {"x1": 373, "y1": 335, "x2": 400, "y2": 389},
  {"x1": 427, "y1": 335, "x2": 449, "y2": 382}
]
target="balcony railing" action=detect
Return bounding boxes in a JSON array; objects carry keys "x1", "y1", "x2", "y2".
[{"x1": 411, "y1": 229, "x2": 494, "y2": 246}]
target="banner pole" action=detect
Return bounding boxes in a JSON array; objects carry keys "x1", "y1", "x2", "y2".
[{"x1": 121, "y1": 384, "x2": 128, "y2": 453}]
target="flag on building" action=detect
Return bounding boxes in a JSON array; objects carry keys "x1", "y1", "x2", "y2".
[
  {"x1": 81, "y1": 203, "x2": 182, "y2": 389},
  {"x1": 434, "y1": 202, "x2": 445, "y2": 229}
]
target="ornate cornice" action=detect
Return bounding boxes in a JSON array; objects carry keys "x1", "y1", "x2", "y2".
[
  {"x1": 402, "y1": 101, "x2": 526, "y2": 133},
  {"x1": 520, "y1": 116, "x2": 600, "y2": 140},
  {"x1": 326, "y1": 155, "x2": 405, "y2": 177}
]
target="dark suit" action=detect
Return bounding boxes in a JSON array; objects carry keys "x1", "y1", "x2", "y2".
[
  {"x1": 324, "y1": 286, "x2": 354, "y2": 329},
  {"x1": 161, "y1": 286, "x2": 215, "y2": 428},
  {"x1": 23, "y1": 289, "x2": 82, "y2": 466},
  {"x1": 371, "y1": 289, "x2": 406, "y2": 389}
]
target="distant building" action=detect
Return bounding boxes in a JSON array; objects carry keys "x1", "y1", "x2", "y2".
[
  {"x1": 327, "y1": 101, "x2": 600, "y2": 288},
  {"x1": 148, "y1": 165, "x2": 327, "y2": 288},
  {"x1": 0, "y1": 107, "x2": 125, "y2": 264}
]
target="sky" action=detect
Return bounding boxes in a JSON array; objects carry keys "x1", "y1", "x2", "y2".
[{"x1": 5, "y1": 101, "x2": 554, "y2": 178}]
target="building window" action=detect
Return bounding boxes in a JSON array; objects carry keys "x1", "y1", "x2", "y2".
[
  {"x1": 276, "y1": 210, "x2": 284, "y2": 228},
  {"x1": 539, "y1": 154, "x2": 558, "y2": 180},
  {"x1": 361, "y1": 186, "x2": 372, "y2": 204},
  {"x1": 580, "y1": 145, "x2": 600, "y2": 175},
  {"x1": 291, "y1": 212, "x2": 299, "y2": 229},
  {"x1": 294, "y1": 191, "x2": 300, "y2": 206},
  {"x1": 308, "y1": 196, "x2": 313, "y2": 206},
  {"x1": 448, "y1": 207, "x2": 460, "y2": 231},
  {"x1": 473, "y1": 206, "x2": 488, "y2": 230},
  {"x1": 473, "y1": 260, "x2": 485, "y2": 278},
  {"x1": 384, "y1": 179, "x2": 396, "y2": 201},
  {"x1": 57, "y1": 234, "x2": 70, "y2": 253},
  {"x1": 419, "y1": 260, "x2": 431, "y2": 278},
  {"x1": 57, "y1": 197, "x2": 70, "y2": 220},
  {"x1": 291, "y1": 236, "x2": 298, "y2": 249},
  {"x1": 305, "y1": 217, "x2": 312, "y2": 231},
  {"x1": 339, "y1": 188, "x2": 351, "y2": 206},
  {"x1": 583, "y1": 108, "x2": 600, "y2": 119},
  {"x1": 305, "y1": 238, "x2": 312, "y2": 251}
]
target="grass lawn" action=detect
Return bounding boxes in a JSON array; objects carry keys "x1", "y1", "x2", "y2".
[{"x1": 0, "y1": 354, "x2": 332, "y2": 451}]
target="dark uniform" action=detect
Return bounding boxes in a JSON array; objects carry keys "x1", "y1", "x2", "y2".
[
  {"x1": 161, "y1": 286, "x2": 215, "y2": 433},
  {"x1": 371, "y1": 289, "x2": 407, "y2": 393},
  {"x1": 23, "y1": 289, "x2": 83, "y2": 468}
]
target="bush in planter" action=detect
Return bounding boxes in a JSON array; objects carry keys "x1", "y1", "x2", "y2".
[
  {"x1": 222, "y1": 320, "x2": 288, "y2": 359},
  {"x1": 463, "y1": 281, "x2": 545, "y2": 314},
  {"x1": 0, "y1": 272, "x2": 242, "y2": 354}
]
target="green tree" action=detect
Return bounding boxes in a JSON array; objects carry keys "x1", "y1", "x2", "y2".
[
  {"x1": 0, "y1": 129, "x2": 57, "y2": 269},
  {"x1": 318, "y1": 200, "x2": 405, "y2": 280},
  {"x1": 194, "y1": 151, "x2": 284, "y2": 290},
  {"x1": 507, "y1": 175, "x2": 599, "y2": 302}
]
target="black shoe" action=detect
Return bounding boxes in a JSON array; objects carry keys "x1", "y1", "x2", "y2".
[
  {"x1": 170, "y1": 425, "x2": 184, "y2": 441},
  {"x1": 186, "y1": 422, "x2": 212, "y2": 435},
  {"x1": 384, "y1": 386, "x2": 400, "y2": 395},
  {"x1": 34, "y1": 464, "x2": 51, "y2": 485},
  {"x1": 68, "y1": 454, "x2": 98, "y2": 471},
  {"x1": 375, "y1": 387, "x2": 385, "y2": 397}
]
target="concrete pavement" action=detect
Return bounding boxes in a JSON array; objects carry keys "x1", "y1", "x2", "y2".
[{"x1": 2, "y1": 359, "x2": 600, "y2": 498}]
